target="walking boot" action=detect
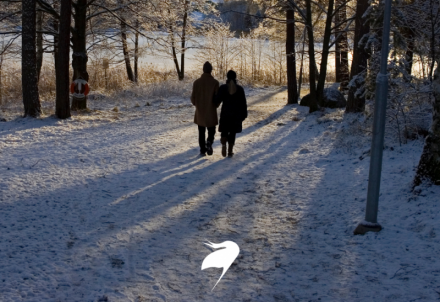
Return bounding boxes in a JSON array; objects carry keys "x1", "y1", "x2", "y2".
[
  {"x1": 228, "y1": 144, "x2": 234, "y2": 158},
  {"x1": 206, "y1": 141, "x2": 213, "y2": 156},
  {"x1": 220, "y1": 137, "x2": 227, "y2": 157},
  {"x1": 200, "y1": 144, "x2": 206, "y2": 156}
]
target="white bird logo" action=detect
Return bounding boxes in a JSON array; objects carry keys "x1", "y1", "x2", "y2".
[{"x1": 201, "y1": 240, "x2": 240, "y2": 291}]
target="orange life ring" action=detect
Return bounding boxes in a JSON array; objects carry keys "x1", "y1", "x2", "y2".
[{"x1": 71, "y1": 79, "x2": 89, "y2": 98}]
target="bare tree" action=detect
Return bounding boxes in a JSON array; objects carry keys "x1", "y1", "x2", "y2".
[
  {"x1": 334, "y1": 0, "x2": 349, "y2": 91},
  {"x1": 134, "y1": 20, "x2": 140, "y2": 83},
  {"x1": 55, "y1": 0, "x2": 71, "y2": 119},
  {"x1": 119, "y1": 0, "x2": 134, "y2": 82},
  {"x1": 147, "y1": 0, "x2": 217, "y2": 81},
  {"x1": 286, "y1": 6, "x2": 298, "y2": 104},
  {"x1": 22, "y1": 0, "x2": 41, "y2": 117},
  {"x1": 346, "y1": 0, "x2": 370, "y2": 113},
  {"x1": 305, "y1": 0, "x2": 318, "y2": 112},
  {"x1": 34, "y1": 0, "x2": 148, "y2": 109},
  {"x1": 316, "y1": 0, "x2": 335, "y2": 106}
]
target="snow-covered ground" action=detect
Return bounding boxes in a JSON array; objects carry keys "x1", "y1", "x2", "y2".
[{"x1": 0, "y1": 87, "x2": 439, "y2": 302}]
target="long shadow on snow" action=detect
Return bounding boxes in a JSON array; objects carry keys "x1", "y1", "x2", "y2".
[
  {"x1": 0, "y1": 146, "x2": 211, "y2": 299},
  {"x1": 241, "y1": 104, "x2": 296, "y2": 138},
  {"x1": 0, "y1": 104, "x2": 305, "y2": 301},
  {"x1": 125, "y1": 109, "x2": 331, "y2": 301},
  {"x1": 68, "y1": 113, "x2": 305, "y2": 244},
  {"x1": 61, "y1": 107, "x2": 317, "y2": 300}
]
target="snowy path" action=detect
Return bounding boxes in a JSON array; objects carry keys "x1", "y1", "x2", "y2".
[{"x1": 0, "y1": 88, "x2": 439, "y2": 302}]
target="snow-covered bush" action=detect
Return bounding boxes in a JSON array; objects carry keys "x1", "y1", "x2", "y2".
[{"x1": 386, "y1": 60, "x2": 433, "y2": 145}]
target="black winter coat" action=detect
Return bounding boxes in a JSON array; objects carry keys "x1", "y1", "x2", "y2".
[{"x1": 216, "y1": 83, "x2": 248, "y2": 133}]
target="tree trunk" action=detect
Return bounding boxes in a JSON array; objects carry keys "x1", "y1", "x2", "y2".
[
  {"x1": 22, "y1": 0, "x2": 41, "y2": 117},
  {"x1": 334, "y1": 0, "x2": 349, "y2": 91},
  {"x1": 53, "y1": 1, "x2": 59, "y2": 72},
  {"x1": 297, "y1": 45, "x2": 304, "y2": 100},
  {"x1": 428, "y1": 0, "x2": 437, "y2": 81},
  {"x1": 316, "y1": 0, "x2": 335, "y2": 106},
  {"x1": 170, "y1": 30, "x2": 183, "y2": 80},
  {"x1": 120, "y1": 16, "x2": 134, "y2": 82},
  {"x1": 169, "y1": 18, "x2": 183, "y2": 80},
  {"x1": 0, "y1": 59, "x2": 3, "y2": 105},
  {"x1": 36, "y1": 10, "x2": 43, "y2": 81},
  {"x1": 314, "y1": 62, "x2": 320, "y2": 79},
  {"x1": 400, "y1": 25, "x2": 415, "y2": 78},
  {"x1": 134, "y1": 20, "x2": 139, "y2": 83},
  {"x1": 171, "y1": 41, "x2": 182, "y2": 80},
  {"x1": 297, "y1": 28, "x2": 306, "y2": 100},
  {"x1": 414, "y1": 65, "x2": 440, "y2": 186},
  {"x1": 71, "y1": 0, "x2": 88, "y2": 110},
  {"x1": 55, "y1": 0, "x2": 71, "y2": 119},
  {"x1": 169, "y1": 1, "x2": 188, "y2": 81},
  {"x1": 179, "y1": 0, "x2": 189, "y2": 81},
  {"x1": 286, "y1": 8, "x2": 298, "y2": 104},
  {"x1": 306, "y1": 0, "x2": 318, "y2": 113},
  {"x1": 335, "y1": 4, "x2": 341, "y2": 83},
  {"x1": 340, "y1": 12, "x2": 349, "y2": 88},
  {"x1": 346, "y1": 0, "x2": 370, "y2": 113}
]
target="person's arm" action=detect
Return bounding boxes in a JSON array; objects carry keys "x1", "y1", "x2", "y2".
[
  {"x1": 241, "y1": 88, "x2": 248, "y2": 121},
  {"x1": 191, "y1": 81, "x2": 196, "y2": 106},
  {"x1": 214, "y1": 84, "x2": 223, "y2": 108},
  {"x1": 213, "y1": 81, "x2": 221, "y2": 108}
]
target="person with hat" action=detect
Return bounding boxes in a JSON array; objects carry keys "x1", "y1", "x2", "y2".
[
  {"x1": 191, "y1": 62, "x2": 220, "y2": 156},
  {"x1": 216, "y1": 70, "x2": 248, "y2": 158}
]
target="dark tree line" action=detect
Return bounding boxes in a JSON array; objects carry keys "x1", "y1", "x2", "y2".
[
  {"x1": 1, "y1": 0, "x2": 149, "y2": 116},
  {"x1": 259, "y1": 0, "x2": 439, "y2": 184}
]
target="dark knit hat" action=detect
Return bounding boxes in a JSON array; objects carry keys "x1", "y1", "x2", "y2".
[
  {"x1": 227, "y1": 70, "x2": 237, "y2": 81},
  {"x1": 203, "y1": 61, "x2": 213, "y2": 73}
]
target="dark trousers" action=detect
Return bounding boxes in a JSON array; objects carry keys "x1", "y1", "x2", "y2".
[
  {"x1": 198, "y1": 126, "x2": 216, "y2": 152},
  {"x1": 221, "y1": 132, "x2": 236, "y2": 146}
]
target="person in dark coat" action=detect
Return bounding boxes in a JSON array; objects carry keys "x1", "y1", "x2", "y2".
[
  {"x1": 191, "y1": 62, "x2": 220, "y2": 156},
  {"x1": 216, "y1": 70, "x2": 248, "y2": 157}
]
